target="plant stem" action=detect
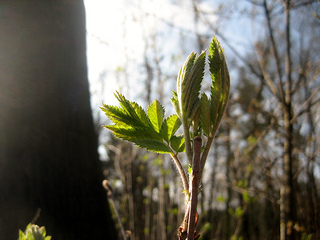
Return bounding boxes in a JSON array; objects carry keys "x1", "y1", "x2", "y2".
[
  {"x1": 182, "y1": 116, "x2": 193, "y2": 163},
  {"x1": 200, "y1": 135, "x2": 214, "y2": 177},
  {"x1": 170, "y1": 153, "x2": 189, "y2": 193},
  {"x1": 187, "y1": 136, "x2": 202, "y2": 240},
  {"x1": 200, "y1": 118, "x2": 222, "y2": 177}
]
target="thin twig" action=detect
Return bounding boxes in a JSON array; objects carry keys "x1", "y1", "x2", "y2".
[
  {"x1": 263, "y1": 0, "x2": 286, "y2": 104},
  {"x1": 170, "y1": 153, "x2": 189, "y2": 193},
  {"x1": 103, "y1": 180, "x2": 128, "y2": 240},
  {"x1": 30, "y1": 208, "x2": 41, "y2": 224}
]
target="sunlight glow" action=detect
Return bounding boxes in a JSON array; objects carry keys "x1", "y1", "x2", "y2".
[{"x1": 84, "y1": 0, "x2": 217, "y2": 108}]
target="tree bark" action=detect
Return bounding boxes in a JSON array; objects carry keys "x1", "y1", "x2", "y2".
[{"x1": 0, "y1": 1, "x2": 117, "y2": 239}]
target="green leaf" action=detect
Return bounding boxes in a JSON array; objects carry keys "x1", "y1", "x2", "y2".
[
  {"x1": 177, "y1": 52, "x2": 197, "y2": 110},
  {"x1": 170, "y1": 91, "x2": 181, "y2": 118},
  {"x1": 200, "y1": 93, "x2": 211, "y2": 136},
  {"x1": 19, "y1": 230, "x2": 26, "y2": 240},
  {"x1": 160, "y1": 114, "x2": 181, "y2": 142},
  {"x1": 133, "y1": 139, "x2": 171, "y2": 153},
  {"x1": 114, "y1": 91, "x2": 149, "y2": 127},
  {"x1": 19, "y1": 224, "x2": 51, "y2": 240},
  {"x1": 235, "y1": 206, "x2": 244, "y2": 218},
  {"x1": 177, "y1": 51, "x2": 206, "y2": 120},
  {"x1": 147, "y1": 100, "x2": 165, "y2": 133},
  {"x1": 216, "y1": 195, "x2": 226, "y2": 202},
  {"x1": 208, "y1": 36, "x2": 223, "y2": 81},
  {"x1": 189, "y1": 100, "x2": 201, "y2": 127},
  {"x1": 208, "y1": 36, "x2": 230, "y2": 135},
  {"x1": 132, "y1": 101, "x2": 150, "y2": 127},
  {"x1": 104, "y1": 125, "x2": 160, "y2": 142},
  {"x1": 243, "y1": 190, "x2": 251, "y2": 203},
  {"x1": 184, "y1": 51, "x2": 206, "y2": 119},
  {"x1": 101, "y1": 92, "x2": 174, "y2": 146},
  {"x1": 100, "y1": 104, "x2": 134, "y2": 126},
  {"x1": 228, "y1": 207, "x2": 235, "y2": 216},
  {"x1": 170, "y1": 135, "x2": 185, "y2": 153},
  {"x1": 209, "y1": 37, "x2": 223, "y2": 126}
]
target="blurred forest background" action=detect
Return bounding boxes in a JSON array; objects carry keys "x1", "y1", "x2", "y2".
[{"x1": 86, "y1": 0, "x2": 320, "y2": 240}]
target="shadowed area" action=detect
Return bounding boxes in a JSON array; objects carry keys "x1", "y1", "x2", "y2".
[{"x1": 0, "y1": 1, "x2": 117, "y2": 239}]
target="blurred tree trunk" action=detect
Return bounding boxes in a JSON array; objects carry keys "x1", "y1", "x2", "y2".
[
  {"x1": 281, "y1": 2, "x2": 296, "y2": 240},
  {"x1": 262, "y1": 0, "x2": 297, "y2": 238},
  {"x1": 225, "y1": 109, "x2": 232, "y2": 240},
  {"x1": 0, "y1": 1, "x2": 117, "y2": 240}
]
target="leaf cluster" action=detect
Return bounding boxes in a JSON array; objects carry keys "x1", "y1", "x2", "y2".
[
  {"x1": 171, "y1": 36, "x2": 230, "y2": 138},
  {"x1": 101, "y1": 36, "x2": 230, "y2": 175},
  {"x1": 19, "y1": 224, "x2": 51, "y2": 240},
  {"x1": 201, "y1": 36, "x2": 230, "y2": 137},
  {"x1": 100, "y1": 92, "x2": 185, "y2": 154}
]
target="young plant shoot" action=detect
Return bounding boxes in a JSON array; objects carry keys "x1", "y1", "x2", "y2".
[{"x1": 100, "y1": 35, "x2": 230, "y2": 240}]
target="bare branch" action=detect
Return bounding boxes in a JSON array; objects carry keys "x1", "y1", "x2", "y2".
[
  {"x1": 263, "y1": 0, "x2": 286, "y2": 103},
  {"x1": 290, "y1": 87, "x2": 320, "y2": 123},
  {"x1": 253, "y1": 44, "x2": 280, "y2": 99}
]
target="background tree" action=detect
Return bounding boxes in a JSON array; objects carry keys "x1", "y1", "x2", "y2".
[{"x1": 0, "y1": 1, "x2": 117, "y2": 240}]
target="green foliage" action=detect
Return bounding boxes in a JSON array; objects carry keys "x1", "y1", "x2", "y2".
[
  {"x1": 301, "y1": 233, "x2": 313, "y2": 240},
  {"x1": 144, "y1": 227, "x2": 150, "y2": 235},
  {"x1": 236, "y1": 179, "x2": 248, "y2": 188},
  {"x1": 207, "y1": 35, "x2": 230, "y2": 137},
  {"x1": 243, "y1": 190, "x2": 257, "y2": 203},
  {"x1": 235, "y1": 207, "x2": 244, "y2": 218},
  {"x1": 19, "y1": 224, "x2": 51, "y2": 240},
  {"x1": 101, "y1": 92, "x2": 182, "y2": 154},
  {"x1": 216, "y1": 195, "x2": 226, "y2": 202},
  {"x1": 228, "y1": 207, "x2": 244, "y2": 219},
  {"x1": 101, "y1": 36, "x2": 229, "y2": 158},
  {"x1": 177, "y1": 51, "x2": 206, "y2": 121},
  {"x1": 202, "y1": 222, "x2": 212, "y2": 232},
  {"x1": 169, "y1": 207, "x2": 179, "y2": 216},
  {"x1": 231, "y1": 235, "x2": 243, "y2": 240}
]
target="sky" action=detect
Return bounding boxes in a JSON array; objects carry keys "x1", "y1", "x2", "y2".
[
  {"x1": 83, "y1": 0, "x2": 229, "y2": 105},
  {"x1": 84, "y1": 0, "x2": 256, "y2": 107}
]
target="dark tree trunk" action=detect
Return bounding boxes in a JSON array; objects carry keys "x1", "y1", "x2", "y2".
[{"x1": 0, "y1": 1, "x2": 117, "y2": 239}]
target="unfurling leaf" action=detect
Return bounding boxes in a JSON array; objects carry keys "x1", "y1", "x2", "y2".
[
  {"x1": 200, "y1": 93, "x2": 210, "y2": 136},
  {"x1": 19, "y1": 224, "x2": 51, "y2": 240},
  {"x1": 148, "y1": 100, "x2": 165, "y2": 133},
  {"x1": 177, "y1": 51, "x2": 206, "y2": 121},
  {"x1": 170, "y1": 91, "x2": 181, "y2": 118},
  {"x1": 170, "y1": 135, "x2": 185, "y2": 153},
  {"x1": 208, "y1": 36, "x2": 230, "y2": 136},
  {"x1": 160, "y1": 114, "x2": 181, "y2": 142}
]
